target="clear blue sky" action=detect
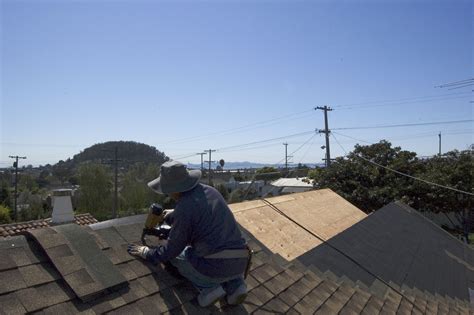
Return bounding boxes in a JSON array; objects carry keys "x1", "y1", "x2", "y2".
[{"x1": 1, "y1": 0, "x2": 472, "y2": 167}]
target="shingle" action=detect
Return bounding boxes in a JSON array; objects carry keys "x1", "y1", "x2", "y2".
[
  {"x1": 135, "y1": 294, "x2": 170, "y2": 314},
  {"x1": 251, "y1": 264, "x2": 280, "y2": 284},
  {"x1": 137, "y1": 274, "x2": 163, "y2": 295},
  {"x1": 47, "y1": 243, "x2": 75, "y2": 258},
  {"x1": 15, "y1": 281, "x2": 73, "y2": 313},
  {"x1": 109, "y1": 303, "x2": 144, "y2": 315},
  {"x1": 105, "y1": 245, "x2": 135, "y2": 265},
  {"x1": 0, "y1": 268, "x2": 27, "y2": 294},
  {"x1": 344, "y1": 290, "x2": 372, "y2": 312},
  {"x1": 113, "y1": 224, "x2": 144, "y2": 243},
  {"x1": 261, "y1": 298, "x2": 290, "y2": 313},
  {"x1": 54, "y1": 254, "x2": 86, "y2": 275},
  {"x1": 117, "y1": 262, "x2": 139, "y2": 281},
  {"x1": 278, "y1": 287, "x2": 301, "y2": 307},
  {"x1": 8, "y1": 247, "x2": 34, "y2": 267},
  {"x1": 293, "y1": 296, "x2": 318, "y2": 314},
  {"x1": 19, "y1": 263, "x2": 58, "y2": 287},
  {"x1": 94, "y1": 227, "x2": 127, "y2": 247},
  {"x1": 0, "y1": 252, "x2": 17, "y2": 271},
  {"x1": 245, "y1": 274, "x2": 260, "y2": 291},
  {"x1": 89, "y1": 291, "x2": 127, "y2": 314},
  {"x1": 361, "y1": 295, "x2": 384, "y2": 314},
  {"x1": 29, "y1": 229, "x2": 68, "y2": 249},
  {"x1": 117, "y1": 280, "x2": 148, "y2": 304},
  {"x1": 128, "y1": 259, "x2": 153, "y2": 277},
  {"x1": 263, "y1": 273, "x2": 293, "y2": 296},
  {"x1": 0, "y1": 291, "x2": 27, "y2": 315},
  {"x1": 249, "y1": 285, "x2": 274, "y2": 305}
]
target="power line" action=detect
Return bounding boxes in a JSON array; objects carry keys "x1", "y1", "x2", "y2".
[
  {"x1": 334, "y1": 95, "x2": 471, "y2": 111},
  {"x1": 160, "y1": 109, "x2": 315, "y2": 145},
  {"x1": 333, "y1": 91, "x2": 471, "y2": 109},
  {"x1": 217, "y1": 130, "x2": 316, "y2": 152},
  {"x1": 330, "y1": 133, "x2": 474, "y2": 196},
  {"x1": 332, "y1": 119, "x2": 473, "y2": 131}
]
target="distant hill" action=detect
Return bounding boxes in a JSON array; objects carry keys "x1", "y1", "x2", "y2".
[{"x1": 53, "y1": 141, "x2": 168, "y2": 171}]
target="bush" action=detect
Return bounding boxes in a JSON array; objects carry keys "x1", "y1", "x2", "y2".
[{"x1": 0, "y1": 205, "x2": 12, "y2": 224}]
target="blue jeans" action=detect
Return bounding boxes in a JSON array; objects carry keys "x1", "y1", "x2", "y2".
[{"x1": 171, "y1": 247, "x2": 245, "y2": 294}]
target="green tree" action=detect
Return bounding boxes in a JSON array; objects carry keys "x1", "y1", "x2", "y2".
[
  {"x1": 19, "y1": 174, "x2": 39, "y2": 193},
  {"x1": 308, "y1": 141, "x2": 471, "y2": 214},
  {"x1": 77, "y1": 164, "x2": 113, "y2": 220},
  {"x1": 215, "y1": 184, "x2": 229, "y2": 201},
  {"x1": 120, "y1": 163, "x2": 164, "y2": 216},
  {"x1": 0, "y1": 180, "x2": 11, "y2": 208},
  {"x1": 0, "y1": 205, "x2": 12, "y2": 224}
]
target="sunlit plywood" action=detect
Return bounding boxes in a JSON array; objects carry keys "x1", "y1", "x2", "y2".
[{"x1": 229, "y1": 189, "x2": 366, "y2": 261}]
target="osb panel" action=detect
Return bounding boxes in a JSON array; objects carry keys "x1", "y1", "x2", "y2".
[
  {"x1": 231, "y1": 189, "x2": 366, "y2": 261},
  {"x1": 233, "y1": 206, "x2": 321, "y2": 261}
]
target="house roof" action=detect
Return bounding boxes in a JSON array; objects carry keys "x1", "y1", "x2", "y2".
[
  {"x1": 271, "y1": 177, "x2": 313, "y2": 188},
  {"x1": 0, "y1": 213, "x2": 98, "y2": 238},
  {"x1": 0, "y1": 211, "x2": 471, "y2": 314},
  {"x1": 229, "y1": 189, "x2": 367, "y2": 261},
  {"x1": 297, "y1": 202, "x2": 474, "y2": 305}
]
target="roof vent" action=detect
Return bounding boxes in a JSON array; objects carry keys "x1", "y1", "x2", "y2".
[{"x1": 52, "y1": 189, "x2": 74, "y2": 224}]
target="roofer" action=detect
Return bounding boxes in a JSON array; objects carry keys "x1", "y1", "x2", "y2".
[{"x1": 127, "y1": 160, "x2": 249, "y2": 307}]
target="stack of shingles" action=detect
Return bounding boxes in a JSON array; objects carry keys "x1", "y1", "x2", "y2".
[{"x1": 0, "y1": 213, "x2": 98, "y2": 238}]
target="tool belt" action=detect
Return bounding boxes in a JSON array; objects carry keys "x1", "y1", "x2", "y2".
[{"x1": 204, "y1": 245, "x2": 253, "y2": 279}]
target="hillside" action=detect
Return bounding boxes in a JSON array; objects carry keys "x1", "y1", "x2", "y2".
[
  {"x1": 70, "y1": 141, "x2": 168, "y2": 167},
  {"x1": 50, "y1": 141, "x2": 168, "y2": 178}
]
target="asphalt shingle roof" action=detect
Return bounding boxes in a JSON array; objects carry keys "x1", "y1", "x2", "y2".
[
  {"x1": 0, "y1": 214, "x2": 472, "y2": 314},
  {"x1": 297, "y1": 202, "x2": 474, "y2": 306}
]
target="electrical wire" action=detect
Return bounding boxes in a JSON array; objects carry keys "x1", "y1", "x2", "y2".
[
  {"x1": 330, "y1": 133, "x2": 474, "y2": 196},
  {"x1": 333, "y1": 91, "x2": 471, "y2": 109},
  {"x1": 160, "y1": 109, "x2": 315, "y2": 145},
  {"x1": 216, "y1": 130, "x2": 316, "y2": 152},
  {"x1": 334, "y1": 95, "x2": 471, "y2": 111},
  {"x1": 261, "y1": 198, "x2": 427, "y2": 314},
  {"x1": 332, "y1": 119, "x2": 473, "y2": 131}
]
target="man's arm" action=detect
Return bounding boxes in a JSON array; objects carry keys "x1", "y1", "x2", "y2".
[{"x1": 144, "y1": 208, "x2": 192, "y2": 264}]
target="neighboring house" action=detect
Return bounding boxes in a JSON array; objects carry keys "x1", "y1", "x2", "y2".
[
  {"x1": 0, "y1": 191, "x2": 471, "y2": 313},
  {"x1": 0, "y1": 213, "x2": 98, "y2": 238},
  {"x1": 269, "y1": 177, "x2": 314, "y2": 195}
]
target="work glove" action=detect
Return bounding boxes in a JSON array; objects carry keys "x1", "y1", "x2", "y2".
[{"x1": 127, "y1": 244, "x2": 150, "y2": 259}]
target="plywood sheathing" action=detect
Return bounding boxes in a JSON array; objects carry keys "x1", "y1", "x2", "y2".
[{"x1": 229, "y1": 189, "x2": 367, "y2": 261}]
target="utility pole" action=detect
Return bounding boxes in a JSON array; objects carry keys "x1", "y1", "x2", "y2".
[
  {"x1": 102, "y1": 147, "x2": 121, "y2": 218},
  {"x1": 9, "y1": 155, "x2": 27, "y2": 222},
  {"x1": 438, "y1": 132, "x2": 442, "y2": 156},
  {"x1": 315, "y1": 106, "x2": 333, "y2": 167},
  {"x1": 196, "y1": 152, "x2": 206, "y2": 171},
  {"x1": 283, "y1": 143, "x2": 288, "y2": 170},
  {"x1": 204, "y1": 149, "x2": 216, "y2": 185}
]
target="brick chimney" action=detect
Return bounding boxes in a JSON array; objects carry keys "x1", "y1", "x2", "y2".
[{"x1": 51, "y1": 189, "x2": 74, "y2": 224}]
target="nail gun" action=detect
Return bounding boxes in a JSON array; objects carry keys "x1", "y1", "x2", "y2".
[{"x1": 141, "y1": 203, "x2": 172, "y2": 245}]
